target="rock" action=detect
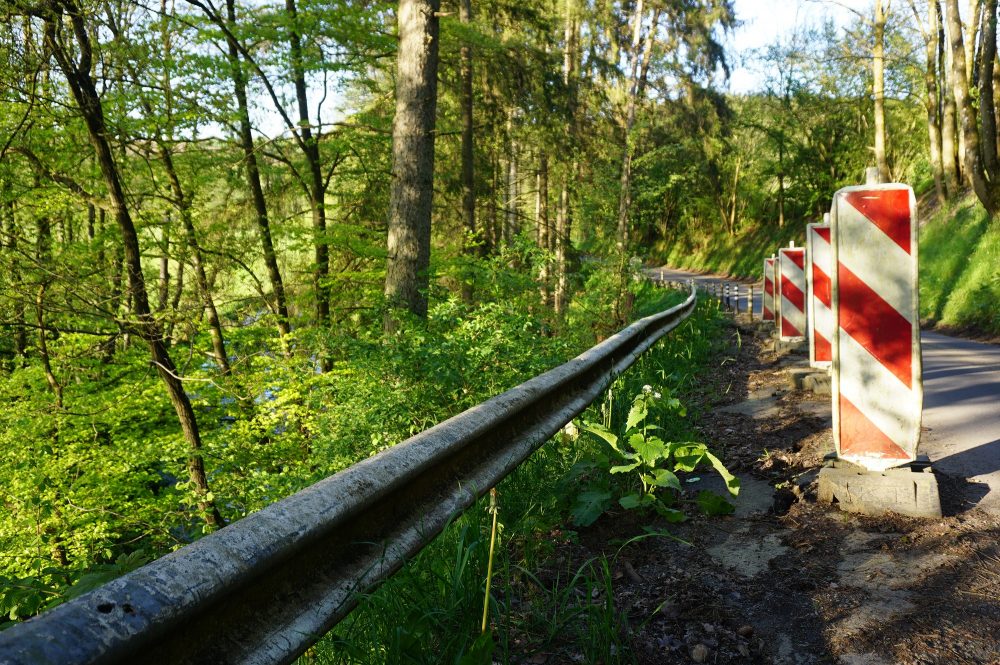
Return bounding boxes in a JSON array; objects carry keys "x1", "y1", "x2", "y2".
[
  {"x1": 690, "y1": 643, "x2": 710, "y2": 663},
  {"x1": 738, "y1": 624, "x2": 754, "y2": 638}
]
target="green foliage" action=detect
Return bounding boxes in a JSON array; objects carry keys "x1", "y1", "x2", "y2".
[{"x1": 579, "y1": 386, "x2": 737, "y2": 524}]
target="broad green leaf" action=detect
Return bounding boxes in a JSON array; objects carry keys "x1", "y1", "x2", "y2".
[
  {"x1": 619, "y1": 492, "x2": 655, "y2": 510},
  {"x1": 633, "y1": 435, "x2": 667, "y2": 465},
  {"x1": 570, "y1": 489, "x2": 614, "y2": 527},
  {"x1": 582, "y1": 422, "x2": 619, "y2": 452},
  {"x1": 646, "y1": 468, "x2": 682, "y2": 492},
  {"x1": 456, "y1": 630, "x2": 495, "y2": 665},
  {"x1": 696, "y1": 490, "x2": 736, "y2": 516},
  {"x1": 625, "y1": 401, "x2": 647, "y2": 430},
  {"x1": 704, "y1": 451, "x2": 740, "y2": 496},
  {"x1": 610, "y1": 462, "x2": 641, "y2": 474}
]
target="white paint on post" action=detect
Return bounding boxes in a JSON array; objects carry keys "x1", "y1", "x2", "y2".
[
  {"x1": 806, "y1": 222, "x2": 832, "y2": 369},
  {"x1": 762, "y1": 257, "x2": 776, "y2": 321},
  {"x1": 778, "y1": 247, "x2": 807, "y2": 341},
  {"x1": 830, "y1": 184, "x2": 922, "y2": 472}
]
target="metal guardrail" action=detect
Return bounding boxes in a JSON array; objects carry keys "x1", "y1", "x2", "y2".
[{"x1": 0, "y1": 287, "x2": 697, "y2": 665}]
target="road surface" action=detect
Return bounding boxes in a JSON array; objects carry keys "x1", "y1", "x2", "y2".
[{"x1": 652, "y1": 265, "x2": 1000, "y2": 515}]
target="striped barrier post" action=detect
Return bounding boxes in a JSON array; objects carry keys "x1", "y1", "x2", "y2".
[
  {"x1": 778, "y1": 245, "x2": 807, "y2": 341},
  {"x1": 831, "y1": 184, "x2": 922, "y2": 471},
  {"x1": 806, "y1": 217, "x2": 832, "y2": 369},
  {"x1": 762, "y1": 257, "x2": 776, "y2": 321}
]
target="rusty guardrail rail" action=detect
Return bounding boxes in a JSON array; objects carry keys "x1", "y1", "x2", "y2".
[{"x1": 0, "y1": 287, "x2": 697, "y2": 665}]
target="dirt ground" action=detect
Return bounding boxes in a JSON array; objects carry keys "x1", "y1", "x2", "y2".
[{"x1": 525, "y1": 318, "x2": 1000, "y2": 664}]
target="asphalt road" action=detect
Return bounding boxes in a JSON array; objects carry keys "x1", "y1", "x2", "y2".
[{"x1": 652, "y1": 265, "x2": 1000, "y2": 515}]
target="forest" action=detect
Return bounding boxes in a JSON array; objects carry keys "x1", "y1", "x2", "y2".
[{"x1": 0, "y1": 0, "x2": 998, "y2": 661}]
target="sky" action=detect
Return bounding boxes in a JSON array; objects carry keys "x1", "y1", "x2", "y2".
[{"x1": 725, "y1": 0, "x2": 874, "y2": 93}]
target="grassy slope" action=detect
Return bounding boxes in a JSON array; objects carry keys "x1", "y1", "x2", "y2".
[
  {"x1": 653, "y1": 195, "x2": 1000, "y2": 336},
  {"x1": 918, "y1": 195, "x2": 1000, "y2": 336},
  {"x1": 655, "y1": 222, "x2": 807, "y2": 279}
]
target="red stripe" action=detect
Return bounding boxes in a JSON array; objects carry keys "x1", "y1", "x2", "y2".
[
  {"x1": 764, "y1": 279, "x2": 773, "y2": 296},
  {"x1": 781, "y1": 316, "x2": 802, "y2": 337},
  {"x1": 784, "y1": 248, "x2": 805, "y2": 270},
  {"x1": 816, "y1": 227, "x2": 831, "y2": 242},
  {"x1": 813, "y1": 265, "x2": 831, "y2": 307},
  {"x1": 781, "y1": 276, "x2": 805, "y2": 312},
  {"x1": 763, "y1": 306, "x2": 774, "y2": 320},
  {"x1": 838, "y1": 263, "x2": 912, "y2": 388},
  {"x1": 843, "y1": 189, "x2": 912, "y2": 254},
  {"x1": 815, "y1": 330, "x2": 831, "y2": 362},
  {"x1": 839, "y1": 395, "x2": 910, "y2": 460}
]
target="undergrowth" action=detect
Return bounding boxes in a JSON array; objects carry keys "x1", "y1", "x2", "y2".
[{"x1": 303, "y1": 295, "x2": 729, "y2": 664}]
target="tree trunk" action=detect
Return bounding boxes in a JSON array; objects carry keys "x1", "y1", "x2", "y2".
[
  {"x1": 537, "y1": 155, "x2": 550, "y2": 307},
  {"x1": 459, "y1": 0, "x2": 477, "y2": 303},
  {"x1": 979, "y1": 0, "x2": 998, "y2": 177},
  {"x1": 224, "y1": 0, "x2": 291, "y2": 341},
  {"x1": 285, "y1": 0, "x2": 330, "y2": 327},
  {"x1": 166, "y1": 228, "x2": 188, "y2": 344},
  {"x1": 967, "y1": 0, "x2": 983, "y2": 84},
  {"x1": 919, "y1": 0, "x2": 949, "y2": 203},
  {"x1": 874, "y1": 0, "x2": 890, "y2": 183},
  {"x1": 728, "y1": 154, "x2": 742, "y2": 236},
  {"x1": 160, "y1": 146, "x2": 231, "y2": 374},
  {"x1": 505, "y1": 140, "x2": 518, "y2": 246},
  {"x1": 555, "y1": 0, "x2": 578, "y2": 317},
  {"x1": 3, "y1": 195, "x2": 28, "y2": 361},
  {"x1": 615, "y1": 0, "x2": 645, "y2": 255},
  {"x1": 777, "y1": 134, "x2": 786, "y2": 227},
  {"x1": 941, "y1": 0, "x2": 962, "y2": 193},
  {"x1": 42, "y1": 1, "x2": 223, "y2": 529},
  {"x1": 158, "y1": 213, "x2": 171, "y2": 313},
  {"x1": 555, "y1": 172, "x2": 571, "y2": 316},
  {"x1": 946, "y1": 0, "x2": 996, "y2": 212},
  {"x1": 384, "y1": 0, "x2": 441, "y2": 332},
  {"x1": 946, "y1": 14, "x2": 970, "y2": 183}
]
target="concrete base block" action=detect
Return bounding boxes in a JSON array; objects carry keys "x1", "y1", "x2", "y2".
[
  {"x1": 802, "y1": 373, "x2": 831, "y2": 395},
  {"x1": 817, "y1": 457, "x2": 942, "y2": 519},
  {"x1": 784, "y1": 368, "x2": 814, "y2": 390},
  {"x1": 774, "y1": 339, "x2": 807, "y2": 354}
]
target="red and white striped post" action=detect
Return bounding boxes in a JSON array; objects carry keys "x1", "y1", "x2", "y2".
[
  {"x1": 806, "y1": 216, "x2": 832, "y2": 369},
  {"x1": 831, "y1": 184, "x2": 922, "y2": 471},
  {"x1": 762, "y1": 256, "x2": 776, "y2": 321},
  {"x1": 778, "y1": 244, "x2": 807, "y2": 341}
]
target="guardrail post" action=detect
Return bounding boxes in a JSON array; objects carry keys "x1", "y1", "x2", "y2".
[
  {"x1": 734, "y1": 285, "x2": 741, "y2": 314},
  {"x1": 749, "y1": 285, "x2": 755, "y2": 319}
]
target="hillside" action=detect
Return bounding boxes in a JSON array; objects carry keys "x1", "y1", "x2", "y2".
[{"x1": 653, "y1": 193, "x2": 1000, "y2": 339}]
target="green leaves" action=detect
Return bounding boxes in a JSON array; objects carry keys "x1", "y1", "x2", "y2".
[
  {"x1": 625, "y1": 400, "x2": 647, "y2": 430},
  {"x1": 570, "y1": 490, "x2": 614, "y2": 527},
  {"x1": 578, "y1": 384, "x2": 738, "y2": 526},
  {"x1": 696, "y1": 490, "x2": 735, "y2": 516}
]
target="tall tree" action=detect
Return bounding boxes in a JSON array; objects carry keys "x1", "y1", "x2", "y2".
[
  {"x1": 911, "y1": 0, "x2": 948, "y2": 202},
  {"x1": 384, "y1": 0, "x2": 441, "y2": 331},
  {"x1": 459, "y1": 0, "x2": 477, "y2": 302},
  {"x1": 874, "y1": 0, "x2": 890, "y2": 182},
  {"x1": 31, "y1": 0, "x2": 223, "y2": 528},
  {"x1": 189, "y1": 0, "x2": 293, "y2": 342}
]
